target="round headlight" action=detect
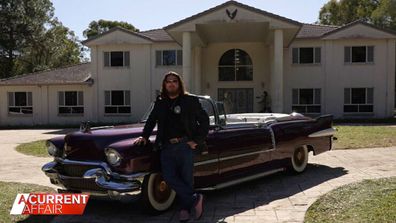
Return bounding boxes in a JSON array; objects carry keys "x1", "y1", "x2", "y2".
[
  {"x1": 46, "y1": 141, "x2": 58, "y2": 157},
  {"x1": 105, "y1": 149, "x2": 122, "y2": 166}
]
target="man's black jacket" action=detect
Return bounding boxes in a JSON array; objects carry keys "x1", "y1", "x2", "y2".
[{"x1": 141, "y1": 94, "x2": 210, "y2": 150}]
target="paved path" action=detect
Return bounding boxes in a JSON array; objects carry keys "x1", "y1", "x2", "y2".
[
  {"x1": 0, "y1": 129, "x2": 395, "y2": 223},
  {"x1": 0, "y1": 129, "x2": 68, "y2": 188}
]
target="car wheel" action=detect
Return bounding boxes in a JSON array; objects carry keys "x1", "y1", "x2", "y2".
[
  {"x1": 141, "y1": 173, "x2": 176, "y2": 214},
  {"x1": 289, "y1": 146, "x2": 308, "y2": 173}
]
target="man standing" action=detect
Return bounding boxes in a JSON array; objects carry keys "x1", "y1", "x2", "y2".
[{"x1": 133, "y1": 71, "x2": 209, "y2": 222}]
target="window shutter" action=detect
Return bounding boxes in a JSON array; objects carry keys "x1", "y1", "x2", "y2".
[
  {"x1": 314, "y1": 89, "x2": 321, "y2": 104},
  {"x1": 292, "y1": 48, "x2": 299, "y2": 64},
  {"x1": 177, "y1": 50, "x2": 183, "y2": 65},
  {"x1": 105, "y1": 91, "x2": 110, "y2": 105},
  {"x1": 292, "y1": 89, "x2": 299, "y2": 104},
  {"x1": 367, "y1": 46, "x2": 374, "y2": 62},
  {"x1": 27, "y1": 92, "x2": 32, "y2": 106},
  {"x1": 8, "y1": 92, "x2": 14, "y2": 106},
  {"x1": 344, "y1": 47, "x2": 351, "y2": 63},
  {"x1": 58, "y1": 92, "x2": 64, "y2": 106},
  {"x1": 124, "y1": 91, "x2": 131, "y2": 105},
  {"x1": 78, "y1": 91, "x2": 84, "y2": 106},
  {"x1": 155, "y1": 50, "x2": 162, "y2": 66},
  {"x1": 104, "y1": 52, "x2": 110, "y2": 67},
  {"x1": 314, "y1": 47, "x2": 321, "y2": 64},
  {"x1": 124, "y1": 51, "x2": 130, "y2": 67},
  {"x1": 344, "y1": 88, "x2": 351, "y2": 104},
  {"x1": 367, "y1": 88, "x2": 374, "y2": 104}
]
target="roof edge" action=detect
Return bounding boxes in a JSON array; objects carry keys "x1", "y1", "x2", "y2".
[
  {"x1": 164, "y1": 0, "x2": 301, "y2": 30},
  {"x1": 81, "y1": 27, "x2": 154, "y2": 45},
  {"x1": 321, "y1": 20, "x2": 396, "y2": 38},
  {"x1": 0, "y1": 62, "x2": 90, "y2": 83}
]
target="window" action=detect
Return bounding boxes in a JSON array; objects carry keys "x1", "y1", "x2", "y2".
[
  {"x1": 344, "y1": 46, "x2": 374, "y2": 63},
  {"x1": 58, "y1": 91, "x2": 84, "y2": 115},
  {"x1": 8, "y1": 92, "x2": 33, "y2": 114},
  {"x1": 104, "y1": 51, "x2": 130, "y2": 67},
  {"x1": 104, "y1": 90, "x2": 131, "y2": 114},
  {"x1": 292, "y1": 47, "x2": 321, "y2": 64},
  {"x1": 219, "y1": 49, "x2": 253, "y2": 81},
  {"x1": 344, "y1": 88, "x2": 373, "y2": 113},
  {"x1": 155, "y1": 50, "x2": 182, "y2": 66},
  {"x1": 292, "y1": 89, "x2": 321, "y2": 113}
]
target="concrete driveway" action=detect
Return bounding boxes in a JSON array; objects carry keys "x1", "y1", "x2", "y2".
[{"x1": 0, "y1": 129, "x2": 395, "y2": 223}]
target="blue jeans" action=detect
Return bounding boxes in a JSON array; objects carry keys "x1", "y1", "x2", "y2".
[{"x1": 160, "y1": 141, "x2": 198, "y2": 211}]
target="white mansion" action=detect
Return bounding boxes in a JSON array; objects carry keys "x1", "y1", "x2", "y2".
[{"x1": 0, "y1": 1, "x2": 395, "y2": 126}]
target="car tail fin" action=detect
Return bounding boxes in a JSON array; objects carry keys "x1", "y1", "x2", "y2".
[{"x1": 315, "y1": 114, "x2": 333, "y2": 128}]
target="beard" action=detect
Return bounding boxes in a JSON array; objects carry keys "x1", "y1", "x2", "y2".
[{"x1": 167, "y1": 88, "x2": 180, "y2": 97}]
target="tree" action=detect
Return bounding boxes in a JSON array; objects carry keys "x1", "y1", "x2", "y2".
[
  {"x1": 0, "y1": 0, "x2": 82, "y2": 78},
  {"x1": 319, "y1": 0, "x2": 379, "y2": 26},
  {"x1": 83, "y1": 19, "x2": 139, "y2": 39},
  {"x1": 372, "y1": 0, "x2": 396, "y2": 30},
  {"x1": 16, "y1": 19, "x2": 81, "y2": 74},
  {"x1": 0, "y1": 0, "x2": 53, "y2": 78},
  {"x1": 318, "y1": 0, "x2": 396, "y2": 31}
]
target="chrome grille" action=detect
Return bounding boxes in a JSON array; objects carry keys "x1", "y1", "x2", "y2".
[
  {"x1": 62, "y1": 178, "x2": 106, "y2": 192},
  {"x1": 60, "y1": 164, "x2": 101, "y2": 177}
]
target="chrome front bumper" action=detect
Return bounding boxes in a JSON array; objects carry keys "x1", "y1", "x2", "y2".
[{"x1": 42, "y1": 159, "x2": 147, "y2": 193}]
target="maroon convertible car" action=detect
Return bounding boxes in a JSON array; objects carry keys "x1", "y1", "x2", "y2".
[{"x1": 42, "y1": 95, "x2": 335, "y2": 213}]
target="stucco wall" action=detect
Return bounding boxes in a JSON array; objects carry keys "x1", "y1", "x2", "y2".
[
  {"x1": 285, "y1": 38, "x2": 395, "y2": 118},
  {"x1": 0, "y1": 85, "x2": 92, "y2": 126},
  {"x1": 91, "y1": 43, "x2": 152, "y2": 123},
  {"x1": 89, "y1": 42, "x2": 184, "y2": 124},
  {"x1": 1, "y1": 22, "x2": 395, "y2": 126}
]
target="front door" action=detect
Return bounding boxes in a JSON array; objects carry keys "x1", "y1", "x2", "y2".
[{"x1": 218, "y1": 88, "x2": 254, "y2": 114}]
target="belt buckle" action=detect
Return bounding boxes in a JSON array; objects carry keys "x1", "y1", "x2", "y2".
[{"x1": 169, "y1": 138, "x2": 179, "y2": 144}]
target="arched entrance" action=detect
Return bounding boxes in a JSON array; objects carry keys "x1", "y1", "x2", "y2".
[{"x1": 217, "y1": 49, "x2": 254, "y2": 114}]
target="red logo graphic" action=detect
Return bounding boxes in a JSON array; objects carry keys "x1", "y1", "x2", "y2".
[{"x1": 10, "y1": 193, "x2": 89, "y2": 215}]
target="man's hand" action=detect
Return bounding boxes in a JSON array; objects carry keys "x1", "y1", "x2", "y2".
[
  {"x1": 133, "y1": 136, "x2": 147, "y2": 146},
  {"x1": 187, "y1": 141, "x2": 198, "y2": 149}
]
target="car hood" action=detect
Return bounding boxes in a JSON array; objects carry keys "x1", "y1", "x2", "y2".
[{"x1": 63, "y1": 123, "x2": 156, "y2": 161}]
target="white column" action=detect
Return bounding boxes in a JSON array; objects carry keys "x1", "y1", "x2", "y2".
[
  {"x1": 182, "y1": 32, "x2": 192, "y2": 91},
  {"x1": 194, "y1": 46, "x2": 202, "y2": 94},
  {"x1": 272, "y1": 29, "x2": 284, "y2": 112}
]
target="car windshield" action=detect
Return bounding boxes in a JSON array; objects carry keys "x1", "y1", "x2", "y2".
[
  {"x1": 140, "y1": 102, "x2": 154, "y2": 123},
  {"x1": 198, "y1": 98, "x2": 216, "y2": 126}
]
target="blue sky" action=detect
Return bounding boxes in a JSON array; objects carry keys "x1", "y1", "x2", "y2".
[{"x1": 51, "y1": 0, "x2": 329, "y2": 41}]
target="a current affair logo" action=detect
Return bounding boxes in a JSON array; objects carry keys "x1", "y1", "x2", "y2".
[{"x1": 10, "y1": 193, "x2": 89, "y2": 215}]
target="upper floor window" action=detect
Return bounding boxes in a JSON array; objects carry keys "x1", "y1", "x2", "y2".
[
  {"x1": 156, "y1": 50, "x2": 182, "y2": 66},
  {"x1": 8, "y1": 92, "x2": 33, "y2": 115},
  {"x1": 292, "y1": 88, "x2": 321, "y2": 114},
  {"x1": 104, "y1": 51, "x2": 130, "y2": 67},
  {"x1": 344, "y1": 88, "x2": 373, "y2": 113},
  {"x1": 219, "y1": 49, "x2": 253, "y2": 81},
  {"x1": 344, "y1": 46, "x2": 374, "y2": 63},
  {"x1": 104, "y1": 90, "x2": 131, "y2": 114},
  {"x1": 58, "y1": 91, "x2": 84, "y2": 115},
  {"x1": 292, "y1": 47, "x2": 321, "y2": 64}
]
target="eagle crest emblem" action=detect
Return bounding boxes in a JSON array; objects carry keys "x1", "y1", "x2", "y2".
[{"x1": 226, "y1": 9, "x2": 237, "y2": 20}]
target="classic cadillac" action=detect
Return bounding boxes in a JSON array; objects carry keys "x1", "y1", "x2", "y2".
[{"x1": 42, "y1": 95, "x2": 335, "y2": 213}]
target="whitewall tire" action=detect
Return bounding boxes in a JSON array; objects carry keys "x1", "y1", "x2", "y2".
[
  {"x1": 289, "y1": 146, "x2": 309, "y2": 173},
  {"x1": 141, "y1": 173, "x2": 176, "y2": 213}
]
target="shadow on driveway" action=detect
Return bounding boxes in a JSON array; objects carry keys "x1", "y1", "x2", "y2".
[{"x1": 18, "y1": 164, "x2": 348, "y2": 223}]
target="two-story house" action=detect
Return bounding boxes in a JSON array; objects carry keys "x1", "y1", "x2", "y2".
[{"x1": 0, "y1": 1, "x2": 395, "y2": 126}]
